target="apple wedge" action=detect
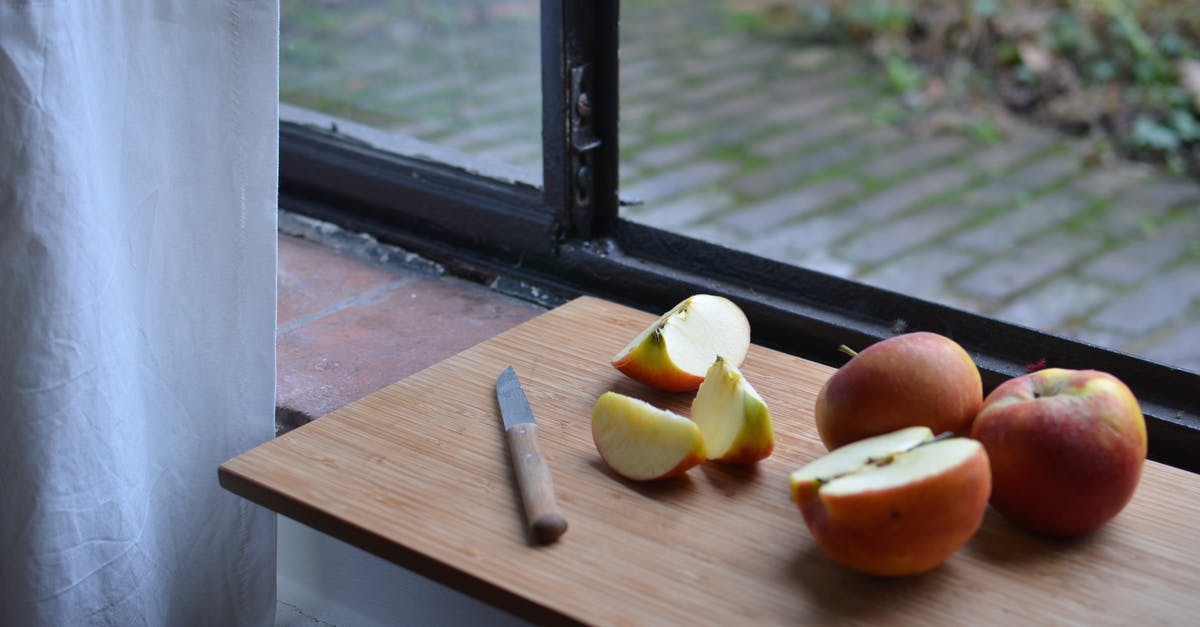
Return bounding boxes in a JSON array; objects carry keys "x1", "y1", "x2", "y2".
[
  {"x1": 612, "y1": 294, "x2": 751, "y2": 392},
  {"x1": 789, "y1": 427, "x2": 991, "y2": 577},
  {"x1": 591, "y1": 391, "x2": 706, "y2": 481},
  {"x1": 691, "y1": 357, "x2": 774, "y2": 464}
]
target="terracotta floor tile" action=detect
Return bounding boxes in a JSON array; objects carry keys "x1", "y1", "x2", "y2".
[
  {"x1": 277, "y1": 277, "x2": 542, "y2": 431},
  {"x1": 278, "y1": 235, "x2": 410, "y2": 327}
]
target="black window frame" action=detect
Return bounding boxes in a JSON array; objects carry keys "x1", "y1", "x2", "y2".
[{"x1": 278, "y1": 0, "x2": 1200, "y2": 472}]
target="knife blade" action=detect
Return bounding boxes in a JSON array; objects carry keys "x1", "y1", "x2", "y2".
[{"x1": 496, "y1": 366, "x2": 568, "y2": 544}]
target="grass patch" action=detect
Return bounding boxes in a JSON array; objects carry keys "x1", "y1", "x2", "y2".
[{"x1": 732, "y1": 0, "x2": 1200, "y2": 179}]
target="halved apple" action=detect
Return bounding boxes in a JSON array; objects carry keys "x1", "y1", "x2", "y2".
[
  {"x1": 612, "y1": 294, "x2": 751, "y2": 392},
  {"x1": 789, "y1": 427, "x2": 991, "y2": 577},
  {"x1": 591, "y1": 391, "x2": 706, "y2": 481},
  {"x1": 691, "y1": 357, "x2": 774, "y2": 464}
]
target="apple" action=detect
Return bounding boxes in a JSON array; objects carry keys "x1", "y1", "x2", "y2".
[
  {"x1": 691, "y1": 357, "x2": 774, "y2": 464},
  {"x1": 612, "y1": 294, "x2": 751, "y2": 392},
  {"x1": 814, "y1": 332, "x2": 982, "y2": 450},
  {"x1": 970, "y1": 368, "x2": 1147, "y2": 537},
  {"x1": 591, "y1": 391, "x2": 706, "y2": 481},
  {"x1": 790, "y1": 426, "x2": 991, "y2": 577}
]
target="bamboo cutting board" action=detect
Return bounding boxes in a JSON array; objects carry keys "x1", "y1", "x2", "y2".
[{"x1": 221, "y1": 296, "x2": 1200, "y2": 625}]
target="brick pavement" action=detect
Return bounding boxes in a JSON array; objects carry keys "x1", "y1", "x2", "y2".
[
  {"x1": 281, "y1": 0, "x2": 1200, "y2": 372},
  {"x1": 612, "y1": 2, "x2": 1200, "y2": 372}
]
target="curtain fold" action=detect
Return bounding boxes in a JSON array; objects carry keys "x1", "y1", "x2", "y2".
[{"x1": 0, "y1": 1, "x2": 279, "y2": 624}]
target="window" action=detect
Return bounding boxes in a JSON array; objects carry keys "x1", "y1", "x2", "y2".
[
  {"x1": 281, "y1": 0, "x2": 543, "y2": 183},
  {"x1": 615, "y1": 2, "x2": 1200, "y2": 378},
  {"x1": 278, "y1": 1, "x2": 1199, "y2": 472}
]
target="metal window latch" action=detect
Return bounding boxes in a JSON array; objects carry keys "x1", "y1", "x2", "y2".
[
  {"x1": 571, "y1": 64, "x2": 601, "y2": 153},
  {"x1": 570, "y1": 63, "x2": 601, "y2": 211}
]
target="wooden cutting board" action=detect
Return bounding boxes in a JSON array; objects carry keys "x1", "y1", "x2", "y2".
[{"x1": 221, "y1": 296, "x2": 1200, "y2": 625}]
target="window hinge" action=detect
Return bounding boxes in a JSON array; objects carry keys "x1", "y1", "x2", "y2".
[{"x1": 570, "y1": 63, "x2": 600, "y2": 215}]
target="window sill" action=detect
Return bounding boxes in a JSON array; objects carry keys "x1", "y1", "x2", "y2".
[{"x1": 275, "y1": 212, "x2": 546, "y2": 434}]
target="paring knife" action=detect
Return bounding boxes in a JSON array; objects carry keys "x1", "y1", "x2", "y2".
[{"x1": 495, "y1": 366, "x2": 568, "y2": 544}]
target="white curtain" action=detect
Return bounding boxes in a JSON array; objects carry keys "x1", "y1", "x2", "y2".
[{"x1": 0, "y1": 2, "x2": 279, "y2": 625}]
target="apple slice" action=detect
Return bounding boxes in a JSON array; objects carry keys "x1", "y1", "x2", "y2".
[
  {"x1": 612, "y1": 294, "x2": 751, "y2": 392},
  {"x1": 691, "y1": 357, "x2": 774, "y2": 464},
  {"x1": 789, "y1": 427, "x2": 991, "y2": 577},
  {"x1": 591, "y1": 391, "x2": 706, "y2": 481}
]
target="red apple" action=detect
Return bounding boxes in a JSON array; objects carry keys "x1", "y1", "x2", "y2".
[
  {"x1": 970, "y1": 368, "x2": 1147, "y2": 537},
  {"x1": 815, "y1": 332, "x2": 982, "y2": 450},
  {"x1": 790, "y1": 427, "x2": 991, "y2": 576}
]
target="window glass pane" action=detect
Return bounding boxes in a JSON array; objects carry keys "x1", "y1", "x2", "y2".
[
  {"x1": 281, "y1": 0, "x2": 542, "y2": 182},
  {"x1": 618, "y1": 2, "x2": 1200, "y2": 372}
]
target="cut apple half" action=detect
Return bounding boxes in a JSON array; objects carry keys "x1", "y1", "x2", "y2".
[
  {"x1": 612, "y1": 294, "x2": 751, "y2": 392},
  {"x1": 789, "y1": 427, "x2": 991, "y2": 577},
  {"x1": 691, "y1": 357, "x2": 774, "y2": 464},
  {"x1": 591, "y1": 391, "x2": 706, "y2": 481}
]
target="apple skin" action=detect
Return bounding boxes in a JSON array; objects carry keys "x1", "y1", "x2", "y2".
[
  {"x1": 970, "y1": 368, "x2": 1147, "y2": 537},
  {"x1": 791, "y1": 431, "x2": 992, "y2": 577},
  {"x1": 815, "y1": 332, "x2": 982, "y2": 450}
]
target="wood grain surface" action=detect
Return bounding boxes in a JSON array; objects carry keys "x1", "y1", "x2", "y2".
[{"x1": 220, "y1": 296, "x2": 1200, "y2": 625}]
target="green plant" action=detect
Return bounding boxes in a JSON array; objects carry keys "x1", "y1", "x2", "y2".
[
  {"x1": 968, "y1": 120, "x2": 1004, "y2": 145},
  {"x1": 884, "y1": 53, "x2": 925, "y2": 95},
  {"x1": 847, "y1": 0, "x2": 914, "y2": 37},
  {"x1": 748, "y1": 0, "x2": 1200, "y2": 178}
]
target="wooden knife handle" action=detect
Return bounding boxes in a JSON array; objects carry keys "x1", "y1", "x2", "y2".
[{"x1": 505, "y1": 423, "x2": 568, "y2": 544}]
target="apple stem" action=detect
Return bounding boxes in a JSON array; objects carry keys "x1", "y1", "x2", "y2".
[{"x1": 837, "y1": 345, "x2": 858, "y2": 358}]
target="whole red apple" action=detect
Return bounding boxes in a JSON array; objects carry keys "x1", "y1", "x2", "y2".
[
  {"x1": 970, "y1": 368, "x2": 1147, "y2": 537},
  {"x1": 814, "y1": 332, "x2": 983, "y2": 450}
]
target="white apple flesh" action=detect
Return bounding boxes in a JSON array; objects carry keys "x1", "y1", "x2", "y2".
[
  {"x1": 612, "y1": 294, "x2": 751, "y2": 392},
  {"x1": 591, "y1": 391, "x2": 706, "y2": 481},
  {"x1": 691, "y1": 357, "x2": 774, "y2": 464}
]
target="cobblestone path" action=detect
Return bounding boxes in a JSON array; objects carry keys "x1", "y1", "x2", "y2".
[
  {"x1": 281, "y1": 1, "x2": 1200, "y2": 372},
  {"x1": 615, "y1": 3, "x2": 1200, "y2": 371}
]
